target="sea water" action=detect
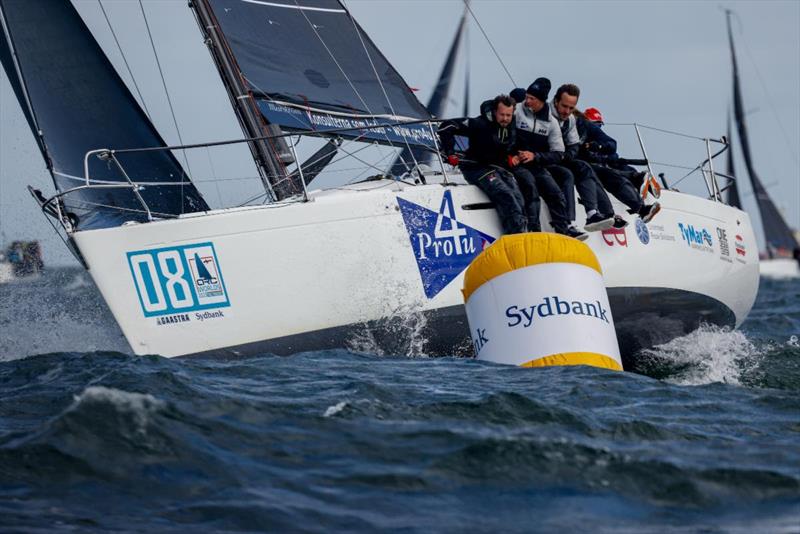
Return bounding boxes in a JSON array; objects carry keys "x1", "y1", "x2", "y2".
[{"x1": 0, "y1": 269, "x2": 798, "y2": 532}]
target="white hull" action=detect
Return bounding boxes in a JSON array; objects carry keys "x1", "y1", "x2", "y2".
[
  {"x1": 759, "y1": 258, "x2": 800, "y2": 279},
  {"x1": 73, "y1": 180, "x2": 760, "y2": 359}
]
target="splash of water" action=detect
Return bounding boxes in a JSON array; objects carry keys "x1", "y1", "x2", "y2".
[{"x1": 638, "y1": 324, "x2": 761, "y2": 386}]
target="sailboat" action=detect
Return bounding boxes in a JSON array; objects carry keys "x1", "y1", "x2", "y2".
[
  {"x1": 723, "y1": 10, "x2": 800, "y2": 279},
  {"x1": 0, "y1": 0, "x2": 759, "y2": 361}
]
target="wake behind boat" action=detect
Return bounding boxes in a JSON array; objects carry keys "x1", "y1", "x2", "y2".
[{"x1": 0, "y1": 0, "x2": 759, "y2": 361}]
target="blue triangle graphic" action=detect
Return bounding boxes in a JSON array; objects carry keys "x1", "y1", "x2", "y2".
[
  {"x1": 397, "y1": 190, "x2": 495, "y2": 299},
  {"x1": 194, "y1": 253, "x2": 213, "y2": 281}
]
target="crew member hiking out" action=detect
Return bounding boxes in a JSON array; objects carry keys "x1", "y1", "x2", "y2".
[
  {"x1": 510, "y1": 78, "x2": 579, "y2": 239},
  {"x1": 438, "y1": 94, "x2": 527, "y2": 235},
  {"x1": 548, "y1": 83, "x2": 622, "y2": 232},
  {"x1": 576, "y1": 107, "x2": 661, "y2": 223}
]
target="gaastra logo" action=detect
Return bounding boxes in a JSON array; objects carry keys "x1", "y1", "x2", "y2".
[
  {"x1": 678, "y1": 223, "x2": 713, "y2": 252},
  {"x1": 506, "y1": 296, "x2": 610, "y2": 328},
  {"x1": 397, "y1": 190, "x2": 494, "y2": 299}
]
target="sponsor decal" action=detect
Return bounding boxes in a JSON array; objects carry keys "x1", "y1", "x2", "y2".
[
  {"x1": 473, "y1": 327, "x2": 489, "y2": 355},
  {"x1": 717, "y1": 227, "x2": 732, "y2": 263},
  {"x1": 647, "y1": 224, "x2": 676, "y2": 242},
  {"x1": 678, "y1": 223, "x2": 714, "y2": 253},
  {"x1": 127, "y1": 242, "x2": 230, "y2": 319},
  {"x1": 601, "y1": 227, "x2": 628, "y2": 247},
  {"x1": 506, "y1": 296, "x2": 610, "y2": 328},
  {"x1": 397, "y1": 190, "x2": 494, "y2": 299},
  {"x1": 635, "y1": 219, "x2": 650, "y2": 245},
  {"x1": 735, "y1": 234, "x2": 747, "y2": 258}
]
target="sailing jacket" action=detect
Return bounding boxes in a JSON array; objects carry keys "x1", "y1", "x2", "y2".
[
  {"x1": 550, "y1": 103, "x2": 582, "y2": 161},
  {"x1": 575, "y1": 115, "x2": 620, "y2": 164},
  {"x1": 513, "y1": 103, "x2": 564, "y2": 165},
  {"x1": 438, "y1": 106, "x2": 518, "y2": 169}
]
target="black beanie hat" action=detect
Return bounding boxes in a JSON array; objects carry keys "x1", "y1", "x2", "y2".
[
  {"x1": 509, "y1": 87, "x2": 526, "y2": 104},
  {"x1": 526, "y1": 77, "x2": 551, "y2": 101}
]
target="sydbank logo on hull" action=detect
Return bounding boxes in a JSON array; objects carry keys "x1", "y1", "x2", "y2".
[
  {"x1": 398, "y1": 190, "x2": 494, "y2": 298},
  {"x1": 127, "y1": 242, "x2": 230, "y2": 319}
]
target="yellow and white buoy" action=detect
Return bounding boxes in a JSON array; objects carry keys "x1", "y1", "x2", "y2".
[{"x1": 462, "y1": 233, "x2": 623, "y2": 371}]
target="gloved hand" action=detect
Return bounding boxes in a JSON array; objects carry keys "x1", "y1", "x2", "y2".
[
  {"x1": 507, "y1": 155, "x2": 520, "y2": 168},
  {"x1": 447, "y1": 154, "x2": 459, "y2": 167}
]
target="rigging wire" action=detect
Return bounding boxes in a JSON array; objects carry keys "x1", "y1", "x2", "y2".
[
  {"x1": 341, "y1": 0, "x2": 421, "y2": 175},
  {"x1": 97, "y1": 0, "x2": 152, "y2": 121},
  {"x1": 462, "y1": 0, "x2": 516, "y2": 87},
  {"x1": 137, "y1": 0, "x2": 193, "y2": 204},
  {"x1": 293, "y1": 0, "x2": 403, "y2": 169},
  {"x1": 730, "y1": 10, "x2": 799, "y2": 166}
]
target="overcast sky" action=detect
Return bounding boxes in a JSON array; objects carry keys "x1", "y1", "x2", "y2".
[{"x1": 1, "y1": 0, "x2": 798, "y2": 266}]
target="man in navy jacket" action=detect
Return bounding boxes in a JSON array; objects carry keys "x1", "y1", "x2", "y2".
[
  {"x1": 576, "y1": 107, "x2": 660, "y2": 223},
  {"x1": 438, "y1": 94, "x2": 528, "y2": 235}
]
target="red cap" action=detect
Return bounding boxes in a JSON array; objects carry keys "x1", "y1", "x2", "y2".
[{"x1": 584, "y1": 107, "x2": 604, "y2": 124}]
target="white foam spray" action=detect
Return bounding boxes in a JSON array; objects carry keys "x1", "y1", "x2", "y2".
[{"x1": 639, "y1": 324, "x2": 761, "y2": 386}]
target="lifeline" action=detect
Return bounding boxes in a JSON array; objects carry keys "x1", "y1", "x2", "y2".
[{"x1": 506, "y1": 296, "x2": 609, "y2": 328}]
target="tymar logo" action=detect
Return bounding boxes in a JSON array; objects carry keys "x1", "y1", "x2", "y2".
[
  {"x1": 678, "y1": 223, "x2": 713, "y2": 253},
  {"x1": 397, "y1": 190, "x2": 494, "y2": 299}
]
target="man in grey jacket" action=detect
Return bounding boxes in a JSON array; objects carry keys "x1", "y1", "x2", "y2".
[
  {"x1": 548, "y1": 84, "x2": 623, "y2": 231},
  {"x1": 511, "y1": 78, "x2": 582, "y2": 239}
]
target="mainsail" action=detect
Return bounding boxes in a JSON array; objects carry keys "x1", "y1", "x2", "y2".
[
  {"x1": 0, "y1": 0, "x2": 208, "y2": 231},
  {"x1": 726, "y1": 10, "x2": 798, "y2": 256},
  {"x1": 200, "y1": 0, "x2": 435, "y2": 149}
]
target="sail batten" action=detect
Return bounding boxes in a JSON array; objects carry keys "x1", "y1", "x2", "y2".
[{"x1": 0, "y1": 0, "x2": 209, "y2": 230}]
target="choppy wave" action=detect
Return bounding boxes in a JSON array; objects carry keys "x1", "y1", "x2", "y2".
[
  {"x1": 1, "y1": 269, "x2": 799, "y2": 530},
  {"x1": 1, "y1": 352, "x2": 799, "y2": 531}
]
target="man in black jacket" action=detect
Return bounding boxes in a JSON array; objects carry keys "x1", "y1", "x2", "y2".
[{"x1": 438, "y1": 94, "x2": 527, "y2": 235}]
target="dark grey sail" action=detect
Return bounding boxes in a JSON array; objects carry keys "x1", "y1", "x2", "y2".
[
  {"x1": 390, "y1": 9, "x2": 467, "y2": 176},
  {"x1": 726, "y1": 10, "x2": 798, "y2": 256},
  {"x1": 0, "y1": 0, "x2": 208, "y2": 231},
  {"x1": 202, "y1": 0, "x2": 435, "y2": 152},
  {"x1": 724, "y1": 113, "x2": 742, "y2": 209}
]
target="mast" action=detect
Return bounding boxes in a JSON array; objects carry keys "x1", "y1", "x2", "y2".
[{"x1": 190, "y1": 0, "x2": 293, "y2": 201}]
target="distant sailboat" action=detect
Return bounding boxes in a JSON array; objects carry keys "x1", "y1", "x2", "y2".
[{"x1": 725, "y1": 10, "x2": 800, "y2": 277}]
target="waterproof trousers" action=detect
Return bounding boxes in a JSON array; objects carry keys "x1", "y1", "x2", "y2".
[
  {"x1": 461, "y1": 165, "x2": 527, "y2": 234},
  {"x1": 520, "y1": 164, "x2": 569, "y2": 233},
  {"x1": 591, "y1": 164, "x2": 643, "y2": 213},
  {"x1": 548, "y1": 160, "x2": 613, "y2": 222}
]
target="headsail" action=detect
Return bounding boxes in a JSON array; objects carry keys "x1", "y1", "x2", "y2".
[
  {"x1": 202, "y1": 0, "x2": 435, "y2": 150},
  {"x1": 390, "y1": 8, "x2": 468, "y2": 176},
  {"x1": 726, "y1": 10, "x2": 798, "y2": 256},
  {"x1": 0, "y1": 0, "x2": 208, "y2": 231}
]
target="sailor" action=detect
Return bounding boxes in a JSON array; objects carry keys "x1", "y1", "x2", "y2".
[
  {"x1": 510, "y1": 78, "x2": 579, "y2": 238},
  {"x1": 438, "y1": 94, "x2": 527, "y2": 234},
  {"x1": 577, "y1": 107, "x2": 661, "y2": 222},
  {"x1": 547, "y1": 84, "x2": 623, "y2": 232}
]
